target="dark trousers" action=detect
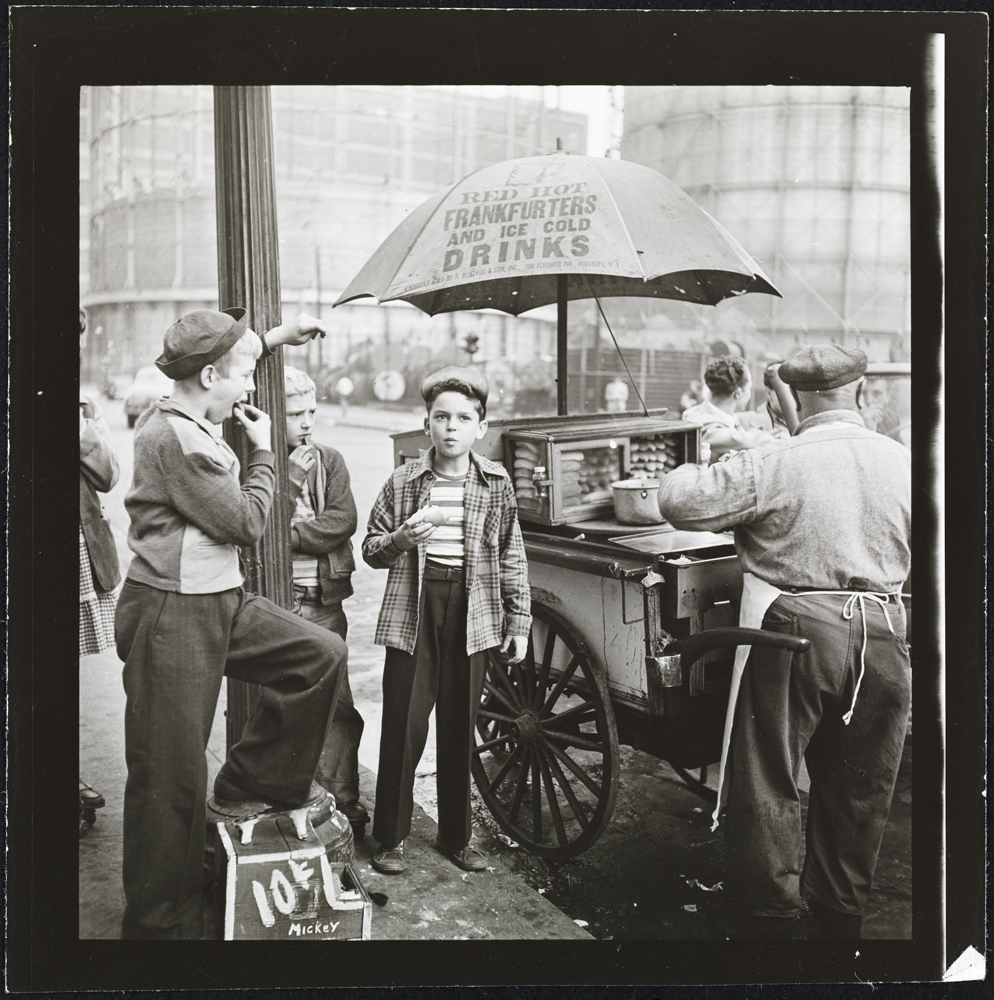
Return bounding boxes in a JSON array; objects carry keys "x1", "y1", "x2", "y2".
[
  {"x1": 372, "y1": 579, "x2": 487, "y2": 851},
  {"x1": 115, "y1": 580, "x2": 346, "y2": 940},
  {"x1": 724, "y1": 592, "x2": 911, "y2": 919},
  {"x1": 293, "y1": 594, "x2": 365, "y2": 806}
]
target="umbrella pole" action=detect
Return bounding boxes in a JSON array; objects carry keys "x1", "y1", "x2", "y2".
[{"x1": 557, "y1": 273, "x2": 568, "y2": 415}]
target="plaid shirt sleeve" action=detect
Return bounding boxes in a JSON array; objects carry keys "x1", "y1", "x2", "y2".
[
  {"x1": 362, "y1": 471, "x2": 407, "y2": 569},
  {"x1": 496, "y1": 477, "x2": 532, "y2": 639}
]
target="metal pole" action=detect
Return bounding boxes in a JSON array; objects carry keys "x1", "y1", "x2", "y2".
[
  {"x1": 557, "y1": 273, "x2": 568, "y2": 415},
  {"x1": 214, "y1": 85, "x2": 292, "y2": 753}
]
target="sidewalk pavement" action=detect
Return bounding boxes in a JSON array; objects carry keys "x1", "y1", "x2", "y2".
[{"x1": 79, "y1": 649, "x2": 589, "y2": 941}]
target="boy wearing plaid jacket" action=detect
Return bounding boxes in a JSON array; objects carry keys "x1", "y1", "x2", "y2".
[{"x1": 362, "y1": 367, "x2": 531, "y2": 874}]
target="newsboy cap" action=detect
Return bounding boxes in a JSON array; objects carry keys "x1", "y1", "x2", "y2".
[
  {"x1": 420, "y1": 366, "x2": 489, "y2": 406},
  {"x1": 155, "y1": 307, "x2": 249, "y2": 380},
  {"x1": 779, "y1": 344, "x2": 867, "y2": 392}
]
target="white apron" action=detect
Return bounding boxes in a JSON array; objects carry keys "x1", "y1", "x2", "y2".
[{"x1": 711, "y1": 571, "x2": 783, "y2": 830}]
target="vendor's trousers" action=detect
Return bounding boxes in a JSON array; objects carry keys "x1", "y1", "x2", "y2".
[
  {"x1": 724, "y1": 591, "x2": 911, "y2": 920},
  {"x1": 293, "y1": 596, "x2": 365, "y2": 807},
  {"x1": 116, "y1": 581, "x2": 346, "y2": 940},
  {"x1": 372, "y1": 579, "x2": 487, "y2": 851}
]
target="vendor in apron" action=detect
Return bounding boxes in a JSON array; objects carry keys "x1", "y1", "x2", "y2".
[{"x1": 658, "y1": 344, "x2": 911, "y2": 940}]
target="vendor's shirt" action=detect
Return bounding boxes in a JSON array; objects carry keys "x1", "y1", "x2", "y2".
[
  {"x1": 425, "y1": 468, "x2": 466, "y2": 568},
  {"x1": 658, "y1": 410, "x2": 911, "y2": 593}
]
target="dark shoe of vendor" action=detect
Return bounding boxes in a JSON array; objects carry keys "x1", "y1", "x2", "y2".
[
  {"x1": 434, "y1": 838, "x2": 489, "y2": 872},
  {"x1": 372, "y1": 841, "x2": 407, "y2": 874}
]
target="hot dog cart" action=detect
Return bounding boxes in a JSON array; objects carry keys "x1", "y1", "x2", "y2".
[{"x1": 392, "y1": 410, "x2": 808, "y2": 859}]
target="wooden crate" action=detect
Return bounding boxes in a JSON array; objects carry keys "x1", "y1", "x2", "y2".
[{"x1": 214, "y1": 813, "x2": 370, "y2": 940}]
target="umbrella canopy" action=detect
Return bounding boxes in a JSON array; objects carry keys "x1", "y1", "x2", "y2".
[{"x1": 335, "y1": 151, "x2": 781, "y2": 316}]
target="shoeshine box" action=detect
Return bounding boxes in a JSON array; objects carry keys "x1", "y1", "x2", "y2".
[{"x1": 214, "y1": 813, "x2": 371, "y2": 940}]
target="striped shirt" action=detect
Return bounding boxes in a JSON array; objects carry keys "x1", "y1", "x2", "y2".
[{"x1": 425, "y1": 469, "x2": 466, "y2": 568}]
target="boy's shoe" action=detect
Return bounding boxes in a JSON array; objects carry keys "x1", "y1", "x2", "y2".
[
  {"x1": 434, "y1": 839, "x2": 489, "y2": 872},
  {"x1": 337, "y1": 800, "x2": 370, "y2": 838},
  {"x1": 372, "y1": 841, "x2": 406, "y2": 874},
  {"x1": 79, "y1": 780, "x2": 105, "y2": 810},
  {"x1": 208, "y1": 778, "x2": 336, "y2": 828}
]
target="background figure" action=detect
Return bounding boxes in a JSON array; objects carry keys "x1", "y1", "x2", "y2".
[
  {"x1": 739, "y1": 361, "x2": 792, "y2": 440},
  {"x1": 683, "y1": 355, "x2": 777, "y2": 463},
  {"x1": 283, "y1": 366, "x2": 369, "y2": 837},
  {"x1": 604, "y1": 376, "x2": 629, "y2": 412},
  {"x1": 80, "y1": 306, "x2": 122, "y2": 821},
  {"x1": 680, "y1": 378, "x2": 707, "y2": 412},
  {"x1": 335, "y1": 374, "x2": 354, "y2": 420}
]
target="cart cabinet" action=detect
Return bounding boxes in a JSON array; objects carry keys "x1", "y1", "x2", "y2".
[{"x1": 501, "y1": 416, "x2": 703, "y2": 526}]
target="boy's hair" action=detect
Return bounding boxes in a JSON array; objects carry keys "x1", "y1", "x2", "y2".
[
  {"x1": 703, "y1": 355, "x2": 749, "y2": 398},
  {"x1": 284, "y1": 365, "x2": 316, "y2": 397},
  {"x1": 212, "y1": 329, "x2": 264, "y2": 377},
  {"x1": 424, "y1": 378, "x2": 486, "y2": 420}
]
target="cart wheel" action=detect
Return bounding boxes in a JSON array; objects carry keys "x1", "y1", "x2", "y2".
[
  {"x1": 79, "y1": 816, "x2": 90, "y2": 839},
  {"x1": 472, "y1": 602, "x2": 619, "y2": 860},
  {"x1": 84, "y1": 808, "x2": 98, "y2": 826}
]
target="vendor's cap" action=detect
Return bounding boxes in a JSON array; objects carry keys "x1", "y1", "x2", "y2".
[
  {"x1": 420, "y1": 366, "x2": 489, "y2": 406},
  {"x1": 779, "y1": 344, "x2": 867, "y2": 391},
  {"x1": 155, "y1": 307, "x2": 250, "y2": 380}
]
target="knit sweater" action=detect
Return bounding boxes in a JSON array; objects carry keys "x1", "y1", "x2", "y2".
[{"x1": 124, "y1": 398, "x2": 275, "y2": 593}]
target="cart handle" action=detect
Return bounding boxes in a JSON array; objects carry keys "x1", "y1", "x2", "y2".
[{"x1": 665, "y1": 627, "x2": 809, "y2": 670}]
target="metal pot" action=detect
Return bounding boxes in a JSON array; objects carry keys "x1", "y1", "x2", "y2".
[{"x1": 611, "y1": 479, "x2": 663, "y2": 525}]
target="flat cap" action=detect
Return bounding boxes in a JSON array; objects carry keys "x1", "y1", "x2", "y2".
[
  {"x1": 155, "y1": 307, "x2": 249, "y2": 380},
  {"x1": 420, "y1": 365, "x2": 489, "y2": 406},
  {"x1": 779, "y1": 344, "x2": 867, "y2": 391}
]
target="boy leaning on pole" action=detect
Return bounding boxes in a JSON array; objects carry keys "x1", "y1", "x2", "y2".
[
  {"x1": 115, "y1": 307, "x2": 348, "y2": 940},
  {"x1": 280, "y1": 365, "x2": 369, "y2": 837},
  {"x1": 362, "y1": 366, "x2": 532, "y2": 875}
]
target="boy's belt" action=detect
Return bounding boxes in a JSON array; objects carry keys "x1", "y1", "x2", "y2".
[{"x1": 423, "y1": 564, "x2": 464, "y2": 582}]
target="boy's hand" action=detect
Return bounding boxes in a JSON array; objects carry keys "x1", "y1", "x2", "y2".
[
  {"x1": 233, "y1": 402, "x2": 272, "y2": 452},
  {"x1": 394, "y1": 518, "x2": 436, "y2": 550},
  {"x1": 501, "y1": 635, "x2": 528, "y2": 664},
  {"x1": 266, "y1": 314, "x2": 327, "y2": 349},
  {"x1": 288, "y1": 445, "x2": 315, "y2": 487}
]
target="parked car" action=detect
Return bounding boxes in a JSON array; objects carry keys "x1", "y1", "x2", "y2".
[{"x1": 124, "y1": 365, "x2": 172, "y2": 428}]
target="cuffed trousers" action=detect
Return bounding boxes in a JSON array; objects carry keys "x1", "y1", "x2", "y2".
[
  {"x1": 372, "y1": 579, "x2": 487, "y2": 851},
  {"x1": 293, "y1": 596, "x2": 365, "y2": 807},
  {"x1": 724, "y1": 592, "x2": 911, "y2": 919},
  {"x1": 115, "y1": 580, "x2": 346, "y2": 940}
]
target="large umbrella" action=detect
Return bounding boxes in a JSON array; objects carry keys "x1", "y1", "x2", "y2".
[{"x1": 335, "y1": 150, "x2": 781, "y2": 412}]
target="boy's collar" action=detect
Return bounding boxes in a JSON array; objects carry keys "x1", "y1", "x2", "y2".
[{"x1": 407, "y1": 447, "x2": 508, "y2": 481}]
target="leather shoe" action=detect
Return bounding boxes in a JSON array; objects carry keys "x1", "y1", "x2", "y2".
[
  {"x1": 208, "y1": 779, "x2": 335, "y2": 827},
  {"x1": 337, "y1": 800, "x2": 370, "y2": 825},
  {"x1": 372, "y1": 842, "x2": 407, "y2": 874},
  {"x1": 435, "y1": 840, "x2": 489, "y2": 872}
]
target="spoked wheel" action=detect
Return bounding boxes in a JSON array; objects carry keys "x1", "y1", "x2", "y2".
[{"x1": 471, "y1": 602, "x2": 619, "y2": 859}]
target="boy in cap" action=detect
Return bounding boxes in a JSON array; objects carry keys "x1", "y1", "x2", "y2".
[
  {"x1": 659, "y1": 344, "x2": 911, "y2": 939},
  {"x1": 281, "y1": 365, "x2": 368, "y2": 836},
  {"x1": 116, "y1": 308, "x2": 348, "y2": 939},
  {"x1": 362, "y1": 366, "x2": 531, "y2": 874}
]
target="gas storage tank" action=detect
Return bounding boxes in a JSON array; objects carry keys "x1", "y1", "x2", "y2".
[{"x1": 621, "y1": 86, "x2": 910, "y2": 361}]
